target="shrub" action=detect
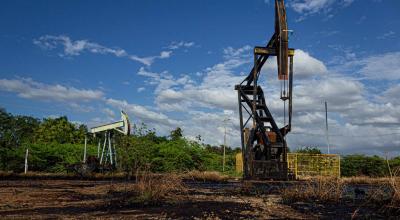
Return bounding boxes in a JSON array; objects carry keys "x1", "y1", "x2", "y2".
[
  {"x1": 132, "y1": 172, "x2": 187, "y2": 204},
  {"x1": 281, "y1": 177, "x2": 344, "y2": 203},
  {"x1": 183, "y1": 170, "x2": 229, "y2": 182},
  {"x1": 341, "y1": 154, "x2": 388, "y2": 177}
]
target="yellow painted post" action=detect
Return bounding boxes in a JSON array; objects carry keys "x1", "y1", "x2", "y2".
[
  {"x1": 294, "y1": 154, "x2": 299, "y2": 179},
  {"x1": 236, "y1": 152, "x2": 243, "y2": 173},
  {"x1": 338, "y1": 155, "x2": 341, "y2": 178}
]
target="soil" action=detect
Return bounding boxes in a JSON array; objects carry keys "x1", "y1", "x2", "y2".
[{"x1": 0, "y1": 179, "x2": 393, "y2": 219}]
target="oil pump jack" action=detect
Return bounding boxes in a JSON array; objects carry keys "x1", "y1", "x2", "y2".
[{"x1": 235, "y1": 0, "x2": 294, "y2": 180}]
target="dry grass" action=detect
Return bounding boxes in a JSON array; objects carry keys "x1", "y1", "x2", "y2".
[
  {"x1": 388, "y1": 168, "x2": 400, "y2": 207},
  {"x1": 281, "y1": 177, "x2": 344, "y2": 203},
  {"x1": 182, "y1": 170, "x2": 229, "y2": 182},
  {"x1": 0, "y1": 171, "x2": 128, "y2": 180},
  {"x1": 132, "y1": 172, "x2": 187, "y2": 204},
  {"x1": 351, "y1": 171, "x2": 400, "y2": 217},
  {"x1": 342, "y1": 176, "x2": 395, "y2": 185}
]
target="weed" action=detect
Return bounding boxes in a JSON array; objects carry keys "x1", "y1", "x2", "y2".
[
  {"x1": 132, "y1": 172, "x2": 187, "y2": 205},
  {"x1": 281, "y1": 177, "x2": 344, "y2": 203},
  {"x1": 182, "y1": 170, "x2": 229, "y2": 182}
]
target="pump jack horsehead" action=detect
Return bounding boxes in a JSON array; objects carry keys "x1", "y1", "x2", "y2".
[
  {"x1": 89, "y1": 111, "x2": 131, "y2": 167},
  {"x1": 235, "y1": 0, "x2": 294, "y2": 180}
]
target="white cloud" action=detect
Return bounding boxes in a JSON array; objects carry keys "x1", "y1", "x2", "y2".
[
  {"x1": 154, "y1": 46, "x2": 251, "y2": 111},
  {"x1": 139, "y1": 45, "x2": 400, "y2": 155},
  {"x1": 34, "y1": 35, "x2": 172, "y2": 66},
  {"x1": 354, "y1": 52, "x2": 400, "y2": 80},
  {"x1": 0, "y1": 77, "x2": 104, "y2": 102},
  {"x1": 289, "y1": 0, "x2": 356, "y2": 21},
  {"x1": 167, "y1": 41, "x2": 196, "y2": 50},
  {"x1": 137, "y1": 87, "x2": 145, "y2": 92},
  {"x1": 263, "y1": 49, "x2": 327, "y2": 79},
  {"x1": 290, "y1": 0, "x2": 335, "y2": 15},
  {"x1": 356, "y1": 15, "x2": 367, "y2": 24},
  {"x1": 137, "y1": 67, "x2": 193, "y2": 94},
  {"x1": 105, "y1": 98, "x2": 180, "y2": 128},
  {"x1": 377, "y1": 31, "x2": 395, "y2": 40},
  {"x1": 10, "y1": 43, "x2": 399, "y2": 155},
  {"x1": 380, "y1": 84, "x2": 400, "y2": 105},
  {"x1": 102, "y1": 108, "x2": 116, "y2": 119}
]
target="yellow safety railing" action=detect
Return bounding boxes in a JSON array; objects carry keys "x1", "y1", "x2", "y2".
[
  {"x1": 287, "y1": 153, "x2": 340, "y2": 178},
  {"x1": 235, "y1": 152, "x2": 340, "y2": 178}
]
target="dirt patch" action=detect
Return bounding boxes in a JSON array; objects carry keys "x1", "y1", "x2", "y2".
[
  {"x1": 0, "y1": 179, "x2": 307, "y2": 219},
  {"x1": 0, "y1": 178, "x2": 397, "y2": 219}
]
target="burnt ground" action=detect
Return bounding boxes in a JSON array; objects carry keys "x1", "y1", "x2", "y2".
[{"x1": 0, "y1": 179, "x2": 394, "y2": 219}]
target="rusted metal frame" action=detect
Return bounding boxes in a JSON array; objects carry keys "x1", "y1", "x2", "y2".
[
  {"x1": 246, "y1": 128, "x2": 256, "y2": 178},
  {"x1": 288, "y1": 55, "x2": 293, "y2": 132},
  {"x1": 252, "y1": 53, "x2": 258, "y2": 128},
  {"x1": 240, "y1": 100, "x2": 253, "y2": 118},
  {"x1": 240, "y1": 85, "x2": 284, "y2": 160},
  {"x1": 238, "y1": 91, "x2": 255, "y2": 129},
  {"x1": 243, "y1": 114, "x2": 252, "y2": 128},
  {"x1": 275, "y1": 0, "x2": 289, "y2": 80},
  {"x1": 237, "y1": 90, "x2": 247, "y2": 177},
  {"x1": 239, "y1": 89, "x2": 272, "y2": 159},
  {"x1": 254, "y1": 47, "x2": 295, "y2": 56},
  {"x1": 241, "y1": 34, "x2": 276, "y2": 86},
  {"x1": 257, "y1": 89, "x2": 284, "y2": 143},
  {"x1": 239, "y1": 99, "x2": 253, "y2": 133}
]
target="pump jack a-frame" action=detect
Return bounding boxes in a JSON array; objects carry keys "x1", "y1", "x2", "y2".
[{"x1": 235, "y1": 0, "x2": 294, "y2": 180}]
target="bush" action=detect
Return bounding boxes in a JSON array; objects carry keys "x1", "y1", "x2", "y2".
[
  {"x1": 183, "y1": 170, "x2": 229, "y2": 182},
  {"x1": 341, "y1": 154, "x2": 388, "y2": 177},
  {"x1": 281, "y1": 177, "x2": 344, "y2": 203},
  {"x1": 132, "y1": 172, "x2": 187, "y2": 204}
]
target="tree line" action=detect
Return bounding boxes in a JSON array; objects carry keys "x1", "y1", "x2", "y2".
[
  {"x1": 0, "y1": 108, "x2": 239, "y2": 174},
  {"x1": 0, "y1": 108, "x2": 399, "y2": 177}
]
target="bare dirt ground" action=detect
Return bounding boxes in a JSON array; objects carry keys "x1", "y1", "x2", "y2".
[{"x1": 0, "y1": 179, "x2": 391, "y2": 219}]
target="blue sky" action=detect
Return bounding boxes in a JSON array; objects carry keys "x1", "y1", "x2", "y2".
[{"x1": 1, "y1": 0, "x2": 400, "y2": 155}]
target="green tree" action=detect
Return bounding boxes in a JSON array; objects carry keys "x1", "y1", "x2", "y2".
[
  {"x1": 170, "y1": 127, "x2": 183, "y2": 140},
  {"x1": 390, "y1": 156, "x2": 400, "y2": 172},
  {"x1": 295, "y1": 146, "x2": 322, "y2": 154},
  {"x1": 34, "y1": 116, "x2": 86, "y2": 144},
  {"x1": 0, "y1": 109, "x2": 40, "y2": 170},
  {"x1": 341, "y1": 154, "x2": 388, "y2": 177}
]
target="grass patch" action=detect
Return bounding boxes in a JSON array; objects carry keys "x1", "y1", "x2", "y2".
[
  {"x1": 131, "y1": 172, "x2": 187, "y2": 205},
  {"x1": 281, "y1": 177, "x2": 344, "y2": 203},
  {"x1": 182, "y1": 170, "x2": 229, "y2": 182}
]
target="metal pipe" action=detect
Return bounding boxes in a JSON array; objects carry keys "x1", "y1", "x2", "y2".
[
  {"x1": 288, "y1": 55, "x2": 293, "y2": 131},
  {"x1": 325, "y1": 101, "x2": 330, "y2": 154},
  {"x1": 108, "y1": 132, "x2": 113, "y2": 165},
  {"x1": 24, "y1": 148, "x2": 29, "y2": 174},
  {"x1": 100, "y1": 132, "x2": 107, "y2": 164},
  {"x1": 83, "y1": 136, "x2": 87, "y2": 163}
]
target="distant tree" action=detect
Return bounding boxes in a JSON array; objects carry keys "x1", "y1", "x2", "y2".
[
  {"x1": 170, "y1": 127, "x2": 183, "y2": 140},
  {"x1": 0, "y1": 109, "x2": 40, "y2": 147},
  {"x1": 13, "y1": 115, "x2": 40, "y2": 144},
  {"x1": 390, "y1": 156, "x2": 400, "y2": 172},
  {"x1": 196, "y1": 134, "x2": 202, "y2": 142},
  {"x1": 0, "y1": 108, "x2": 15, "y2": 148},
  {"x1": 295, "y1": 146, "x2": 322, "y2": 154},
  {"x1": 34, "y1": 116, "x2": 86, "y2": 144},
  {"x1": 341, "y1": 154, "x2": 388, "y2": 177}
]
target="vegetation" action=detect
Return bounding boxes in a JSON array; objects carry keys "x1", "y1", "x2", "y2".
[
  {"x1": 281, "y1": 177, "x2": 344, "y2": 203},
  {"x1": 0, "y1": 108, "x2": 238, "y2": 174},
  {"x1": 1, "y1": 108, "x2": 400, "y2": 178},
  {"x1": 132, "y1": 172, "x2": 187, "y2": 204},
  {"x1": 295, "y1": 146, "x2": 322, "y2": 154},
  {"x1": 182, "y1": 170, "x2": 229, "y2": 182},
  {"x1": 341, "y1": 154, "x2": 398, "y2": 177}
]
